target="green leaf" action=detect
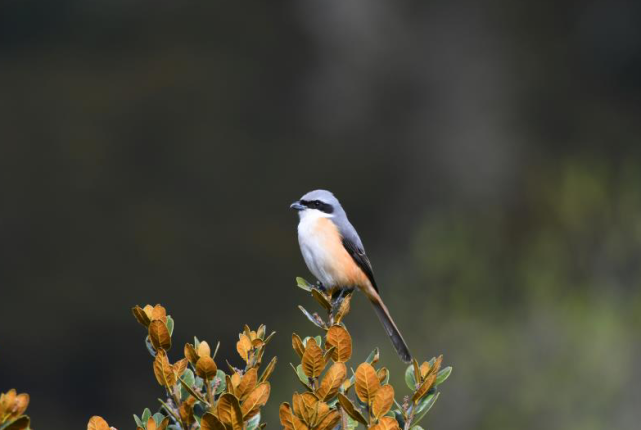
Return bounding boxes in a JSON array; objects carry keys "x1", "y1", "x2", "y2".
[
  {"x1": 141, "y1": 408, "x2": 152, "y2": 424},
  {"x1": 180, "y1": 369, "x2": 196, "y2": 400},
  {"x1": 298, "y1": 306, "x2": 326, "y2": 329},
  {"x1": 213, "y1": 369, "x2": 227, "y2": 394},
  {"x1": 153, "y1": 413, "x2": 165, "y2": 426},
  {"x1": 405, "y1": 364, "x2": 417, "y2": 390},
  {"x1": 435, "y1": 366, "x2": 452, "y2": 386},
  {"x1": 194, "y1": 376, "x2": 204, "y2": 390},
  {"x1": 133, "y1": 414, "x2": 143, "y2": 428},
  {"x1": 365, "y1": 348, "x2": 379, "y2": 364},
  {"x1": 166, "y1": 316, "x2": 174, "y2": 336},
  {"x1": 411, "y1": 426, "x2": 425, "y2": 430},
  {"x1": 346, "y1": 415, "x2": 359, "y2": 430},
  {"x1": 291, "y1": 363, "x2": 312, "y2": 389},
  {"x1": 296, "y1": 277, "x2": 313, "y2": 292},
  {"x1": 246, "y1": 413, "x2": 261, "y2": 430},
  {"x1": 412, "y1": 392, "x2": 439, "y2": 425}
]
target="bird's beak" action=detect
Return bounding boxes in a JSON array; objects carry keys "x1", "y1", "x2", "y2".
[{"x1": 290, "y1": 201, "x2": 305, "y2": 211}]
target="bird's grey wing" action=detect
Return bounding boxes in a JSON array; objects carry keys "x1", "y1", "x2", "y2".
[{"x1": 341, "y1": 235, "x2": 379, "y2": 293}]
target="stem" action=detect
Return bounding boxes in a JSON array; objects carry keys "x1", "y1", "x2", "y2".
[
  {"x1": 403, "y1": 403, "x2": 417, "y2": 430},
  {"x1": 339, "y1": 405, "x2": 349, "y2": 430},
  {"x1": 206, "y1": 377, "x2": 214, "y2": 405}
]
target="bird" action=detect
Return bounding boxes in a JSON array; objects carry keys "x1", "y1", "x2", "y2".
[{"x1": 290, "y1": 189, "x2": 412, "y2": 363}]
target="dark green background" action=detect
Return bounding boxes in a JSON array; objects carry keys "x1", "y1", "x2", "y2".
[{"x1": 1, "y1": 1, "x2": 640, "y2": 429}]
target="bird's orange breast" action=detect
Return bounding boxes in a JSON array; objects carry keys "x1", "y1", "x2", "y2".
[{"x1": 313, "y1": 217, "x2": 371, "y2": 289}]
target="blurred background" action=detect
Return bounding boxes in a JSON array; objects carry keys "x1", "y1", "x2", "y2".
[{"x1": 1, "y1": 1, "x2": 641, "y2": 429}]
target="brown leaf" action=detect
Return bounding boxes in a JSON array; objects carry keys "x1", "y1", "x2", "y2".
[
  {"x1": 292, "y1": 392, "x2": 318, "y2": 424},
  {"x1": 196, "y1": 356, "x2": 218, "y2": 380},
  {"x1": 260, "y1": 356, "x2": 277, "y2": 382},
  {"x1": 310, "y1": 400, "x2": 330, "y2": 427},
  {"x1": 279, "y1": 403, "x2": 308, "y2": 430},
  {"x1": 217, "y1": 393, "x2": 243, "y2": 430},
  {"x1": 311, "y1": 289, "x2": 332, "y2": 312},
  {"x1": 148, "y1": 320, "x2": 171, "y2": 351},
  {"x1": 354, "y1": 363, "x2": 380, "y2": 405},
  {"x1": 143, "y1": 305, "x2": 154, "y2": 320},
  {"x1": 236, "y1": 368, "x2": 258, "y2": 400},
  {"x1": 315, "y1": 410, "x2": 341, "y2": 430},
  {"x1": 325, "y1": 326, "x2": 352, "y2": 362},
  {"x1": 412, "y1": 359, "x2": 421, "y2": 388},
  {"x1": 369, "y1": 416, "x2": 401, "y2": 430},
  {"x1": 151, "y1": 304, "x2": 168, "y2": 322},
  {"x1": 153, "y1": 349, "x2": 177, "y2": 387},
  {"x1": 316, "y1": 362, "x2": 347, "y2": 401},
  {"x1": 412, "y1": 371, "x2": 437, "y2": 403},
  {"x1": 335, "y1": 294, "x2": 352, "y2": 323},
  {"x1": 377, "y1": 368, "x2": 389, "y2": 384},
  {"x1": 201, "y1": 412, "x2": 226, "y2": 430},
  {"x1": 179, "y1": 400, "x2": 195, "y2": 426},
  {"x1": 292, "y1": 334, "x2": 305, "y2": 358},
  {"x1": 237, "y1": 334, "x2": 252, "y2": 362},
  {"x1": 337, "y1": 393, "x2": 368, "y2": 426},
  {"x1": 173, "y1": 358, "x2": 189, "y2": 378},
  {"x1": 184, "y1": 343, "x2": 199, "y2": 365},
  {"x1": 198, "y1": 341, "x2": 212, "y2": 358},
  {"x1": 302, "y1": 338, "x2": 325, "y2": 379},
  {"x1": 241, "y1": 382, "x2": 270, "y2": 418},
  {"x1": 87, "y1": 416, "x2": 110, "y2": 430},
  {"x1": 371, "y1": 384, "x2": 394, "y2": 419},
  {"x1": 132, "y1": 305, "x2": 151, "y2": 327},
  {"x1": 4, "y1": 416, "x2": 30, "y2": 430}
]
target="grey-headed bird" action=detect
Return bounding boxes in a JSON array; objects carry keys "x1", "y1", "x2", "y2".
[{"x1": 290, "y1": 189, "x2": 412, "y2": 363}]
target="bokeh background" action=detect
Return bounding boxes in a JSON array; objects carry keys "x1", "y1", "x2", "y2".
[{"x1": 2, "y1": 1, "x2": 641, "y2": 429}]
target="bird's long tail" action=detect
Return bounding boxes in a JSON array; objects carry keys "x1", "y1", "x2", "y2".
[{"x1": 365, "y1": 289, "x2": 412, "y2": 363}]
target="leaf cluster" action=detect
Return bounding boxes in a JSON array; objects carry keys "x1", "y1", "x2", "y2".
[
  {"x1": 0, "y1": 389, "x2": 31, "y2": 430},
  {"x1": 89, "y1": 304, "x2": 276, "y2": 430},
  {"x1": 286, "y1": 279, "x2": 452, "y2": 430}
]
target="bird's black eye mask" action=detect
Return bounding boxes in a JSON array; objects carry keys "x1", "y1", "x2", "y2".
[{"x1": 300, "y1": 199, "x2": 334, "y2": 214}]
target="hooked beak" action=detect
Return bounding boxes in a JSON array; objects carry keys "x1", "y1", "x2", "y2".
[{"x1": 290, "y1": 200, "x2": 305, "y2": 211}]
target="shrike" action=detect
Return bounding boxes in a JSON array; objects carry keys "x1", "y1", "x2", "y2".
[{"x1": 290, "y1": 189, "x2": 412, "y2": 363}]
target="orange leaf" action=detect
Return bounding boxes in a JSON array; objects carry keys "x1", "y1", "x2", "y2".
[
  {"x1": 369, "y1": 416, "x2": 401, "y2": 430},
  {"x1": 302, "y1": 338, "x2": 324, "y2": 379},
  {"x1": 412, "y1": 371, "x2": 437, "y2": 403},
  {"x1": 279, "y1": 403, "x2": 308, "y2": 430},
  {"x1": 237, "y1": 334, "x2": 252, "y2": 362},
  {"x1": 196, "y1": 356, "x2": 218, "y2": 380},
  {"x1": 325, "y1": 326, "x2": 352, "y2": 362},
  {"x1": 372, "y1": 384, "x2": 395, "y2": 419},
  {"x1": 236, "y1": 368, "x2": 258, "y2": 400},
  {"x1": 354, "y1": 363, "x2": 380, "y2": 405},
  {"x1": 201, "y1": 412, "x2": 226, "y2": 430},
  {"x1": 316, "y1": 362, "x2": 347, "y2": 401},
  {"x1": 241, "y1": 382, "x2": 270, "y2": 418},
  {"x1": 87, "y1": 416, "x2": 110, "y2": 430},
  {"x1": 198, "y1": 341, "x2": 211, "y2": 358},
  {"x1": 315, "y1": 410, "x2": 341, "y2": 430},
  {"x1": 217, "y1": 393, "x2": 243, "y2": 430},
  {"x1": 292, "y1": 392, "x2": 318, "y2": 424},
  {"x1": 173, "y1": 358, "x2": 189, "y2": 378},
  {"x1": 184, "y1": 343, "x2": 199, "y2": 365},
  {"x1": 292, "y1": 334, "x2": 305, "y2": 358},
  {"x1": 153, "y1": 349, "x2": 177, "y2": 387},
  {"x1": 337, "y1": 393, "x2": 368, "y2": 426},
  {"x1": 148, "y1": 320, "x2": 171, "y2": 351}
]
